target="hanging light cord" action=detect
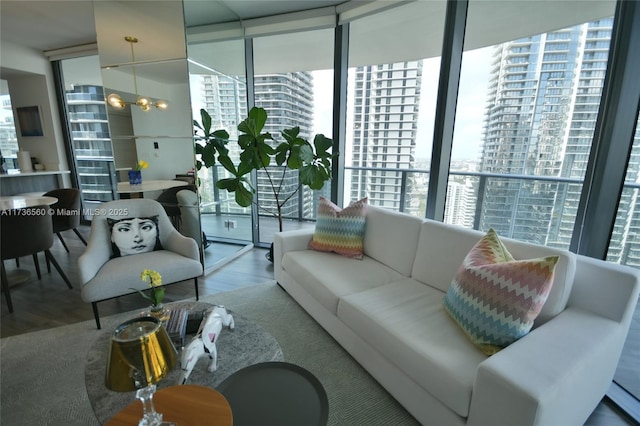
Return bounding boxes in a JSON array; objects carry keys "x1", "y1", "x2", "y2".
[{"x1": 126, "y1": 36, "x2": 140, "y2": 98}]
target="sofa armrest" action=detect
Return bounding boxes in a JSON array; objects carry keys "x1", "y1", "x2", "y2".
[
  {"x1": 274, "y1": 229, "x2": 314, "y2": 256},
  {"x1": 468, "y1": 308, "x2": 630, "y2": 426},
  {"x1": 273, "y1": 229, "x2": 314, "y2": 279},
  {"x1": 78, "y1": 238, "x2": 111, "y2": 285},
  {"x1": 163, "y1": 229, "x2": 200, "y2": 261},
  {"x1": 569, "y1": 255, "x2": 640, "y2": 322}
]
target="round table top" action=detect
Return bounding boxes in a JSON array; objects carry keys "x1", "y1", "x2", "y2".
[
  {"x1": 0, "y1": 195, "x2": 58, "y2": 210},
  {"x1": 217, "y1": 361, "x2": 329, "y2": 426},
  {"x1": 117, "y1": 180, "x2": 188, "y2": 194},
  {"x1": 105, "y1": 384, "x2": 233, "y2": 426}
]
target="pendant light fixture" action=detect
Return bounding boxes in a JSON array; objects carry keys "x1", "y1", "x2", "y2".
[{"x1": 106, "y1": 36, "x2": 168, "y2": 112}]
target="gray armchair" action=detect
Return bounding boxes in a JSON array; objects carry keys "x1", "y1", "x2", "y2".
[{"x1": 78, "y1": 199, "x2": 203, "y2": 329}]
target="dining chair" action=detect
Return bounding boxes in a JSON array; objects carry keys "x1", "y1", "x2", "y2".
[
  {"x1": 43, "y1": 188, "x2": 88, "y2": 252},
  {"x1": 176, "y1": 189, "x2": 209, "y2": 265},
  {"x1": 155, "y1": 184, "x2": 197, "y2": 230},
  {"x1": 78, "y1": 198, "x2": 203, "y2": 329},
  {"x1": 1, "y1": 205, "x2": 73, "y2": 313}
]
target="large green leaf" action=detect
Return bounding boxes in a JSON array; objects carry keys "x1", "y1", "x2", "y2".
[
  {"x1": 235, "y1": 182, "x2": 254, "y2": 207},
  {"x1": 299, "y1": 144, "x2": 314, "y2": 163},
  {"x1": 218, "y1": 154, "x2": 237, "y2": 175},
  {"x1": 239, "y1": 107, "x2": 267, "y2": 137},
  {"x1": 300, "y1": 165, "x2": 328, "y2": 190},
  {"x1": 216, "y1": 178, "x2": 237, "y2": 191},
  {"x1": 200, "y1": 109, "x2": 211, "y2": 134},
  {"x1": 314, "y1": 134, "x2": 332, "y2": 153},
  {"x1": 201, "y1": 143, "x2": 217, "y2": 168},
  {"x1": 287, "y1": 145, "x2": 303, "y2": 169}
]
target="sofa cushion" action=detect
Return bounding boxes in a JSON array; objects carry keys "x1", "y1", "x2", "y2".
[
  {"x1": 337, "y1": 279, "x2": 486, "y2": 417},
  {"x1": 412, "y1": 220, "x2": 576, "y2": 325},
  {"x1": 442, "y1": 229, "x2": 559, "y2": 355},
  {"x1": 281, "y1": 249, "x2": 404, "y2": 314},
  {"x1": 363, "y1": 206, "x2": 424, "y2": 276},
  {"x1": 80, "y1": 250, "x2": 202, "y2": 303},
  {"x1": 309, "y1": 197, "x2": 368, "y2": 259}
]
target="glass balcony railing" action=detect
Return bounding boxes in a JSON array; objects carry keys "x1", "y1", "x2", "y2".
[{"x1": 199, "y1": 162, "x2": 640, "y2": 271}]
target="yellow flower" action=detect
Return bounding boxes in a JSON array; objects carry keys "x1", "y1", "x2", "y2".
[
  {"x1": 137, "y1": 269, "x2": 164, "y2": 307},
  {"x1": 136, "y1": 160, "x2": 149, "y2": 171},
  {"x1": 141, "y1": 269, "x2": 162, "y2": 287}
]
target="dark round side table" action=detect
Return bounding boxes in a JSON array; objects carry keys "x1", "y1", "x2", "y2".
[{"x1": 217, "y1": 361, "x2": 329, "y2": 426}]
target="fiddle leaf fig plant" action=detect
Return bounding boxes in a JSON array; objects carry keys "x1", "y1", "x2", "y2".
[
  {"x1": 194, "y1": 106, "x2": 336, "y2": 232},
  {"x1": 193, "y1": 108, "x2": 230, "y2": 170}
]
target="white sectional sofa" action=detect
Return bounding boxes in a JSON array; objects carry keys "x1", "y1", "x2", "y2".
[{"x1": 274, "y1": 205, "x2": 640, "y2": 425}]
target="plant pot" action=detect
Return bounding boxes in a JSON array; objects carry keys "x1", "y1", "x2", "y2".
[
  {"x1": 128, "y1": 170, "x2": 142, "y2": 185},
  {"x1": 265, "y1": 242, "x2": 274, "y2": 263},
  {"x1": 147, "y1": 304, "x2": 170, "y2": 325}
]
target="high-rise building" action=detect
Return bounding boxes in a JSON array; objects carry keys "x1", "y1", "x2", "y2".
[
  {"x1": 445, "y1": 180, "x2": 474, "y2": 228},
  {"x1": 255, "y1": 72, "x2": 316, "y2": 220},
  {"x1": 477, "y1": 18, "x2": 640, "y2": 253},
  {"x1": 349, "y1": 61, "x2": 422, "y2": 213},
  {"x1": 65, "y1": 84, "x2": 117, "y2": 214}
]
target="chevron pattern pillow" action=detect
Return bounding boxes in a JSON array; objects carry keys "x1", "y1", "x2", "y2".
[
  {"x1": 309, "y1": 197, "x2": 368, "y2": 259},
  {"x1": 442, "y1": 228, "x2": 559, "y2": 355}
]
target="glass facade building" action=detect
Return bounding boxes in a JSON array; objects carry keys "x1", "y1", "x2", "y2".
[{"x1": 478, "y1": 18, "x2": 640, "y2": 262}]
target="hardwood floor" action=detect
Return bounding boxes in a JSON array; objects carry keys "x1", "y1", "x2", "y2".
[{"x1": 0, "y1": 224, "x2": 637, "y2": 425}]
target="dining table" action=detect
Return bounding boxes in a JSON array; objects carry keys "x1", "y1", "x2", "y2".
[
  {"x1": 0, "y1": 194, "x2": 58, "y2": 210},
  {"x1": 117, "y1": 180, "x2": 188, "y2": 199}
]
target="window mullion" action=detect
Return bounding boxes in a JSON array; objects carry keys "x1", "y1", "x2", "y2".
[
  {"x1": 570, "y1": 0, "x2": 640, "y2": 259},
  {"x1": 426, "y1": 0, "x2": 468, "y2": 221}
]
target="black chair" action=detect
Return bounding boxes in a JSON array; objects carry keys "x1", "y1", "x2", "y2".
[
  {"x1": 43, "y1": 188, "x2": 88, "y2": 252},
  {"x1": 1, "y1": 205, "x2": 73, "y2": 313},
  {"x1": 155, "y1": 184, "x2": 196, "y2": 230}
]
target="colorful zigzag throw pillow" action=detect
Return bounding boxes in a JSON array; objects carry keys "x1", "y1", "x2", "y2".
[
  {"x1": 309, "y1": 197, "x2": 368, "y2": 259},
  {"x1": 442, "y1": 228, "x2": 559, "y2": 355}
]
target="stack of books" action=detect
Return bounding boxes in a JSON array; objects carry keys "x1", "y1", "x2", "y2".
[{"x1": 165, "y1": 308, "x2": 189, "y2": 348}]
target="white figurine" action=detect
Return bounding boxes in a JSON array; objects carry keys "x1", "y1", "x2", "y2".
[{"x1": 180, "y1": 305, "x2": 235, "y2": 384}]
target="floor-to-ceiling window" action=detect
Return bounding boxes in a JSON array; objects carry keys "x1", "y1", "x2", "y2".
[
  {"x1": 186, "y1": 32, "x2": 256, "y2": 270},
  {"x1": 447, "y1": 2, "x2": 615, "y2": 248},
  {"x1": 59, "y1": 55, "x2": 117, "y2": 217},
  {"x1": 345, "y1": 1, "x2": 446, "y2": 216},
  {"x1": 607, "y1": 112, "x2": 640, "y2": 407},
  {"x1": 253, "y1": 27, "x2": 335, "y2": 244},
  {"x1": 0, "y1": 80, "x2": 19, "y2": 171}
]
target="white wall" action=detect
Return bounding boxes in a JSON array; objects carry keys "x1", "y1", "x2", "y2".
[{"x1": 1, "y1": 40, "x2": 70, "y2": 185}]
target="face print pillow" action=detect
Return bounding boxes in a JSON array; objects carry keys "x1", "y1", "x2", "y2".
[{"x1": 107, "y1": 216, "x2": 163, "y2": 257}]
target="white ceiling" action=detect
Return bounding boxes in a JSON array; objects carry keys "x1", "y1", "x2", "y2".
[
  {"x1": 0, "y1": 0, "x2": 347, "y2": 53},
  {"x1": 1, "y1": 0, "x2": 617, "y2": 82}
]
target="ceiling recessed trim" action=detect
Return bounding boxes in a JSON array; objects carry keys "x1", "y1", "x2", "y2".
[{"x1": 44, "y1": 43, "x2": 99, "y2": 62}]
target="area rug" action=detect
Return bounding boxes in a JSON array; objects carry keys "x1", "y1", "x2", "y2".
[{"x1": 1, "y1": 281, "x2": 418, "y2": 426}]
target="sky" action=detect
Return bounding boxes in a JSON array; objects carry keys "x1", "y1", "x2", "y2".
[{"x1": 312, "y1": 46, "x2": 494, "y2": 163}]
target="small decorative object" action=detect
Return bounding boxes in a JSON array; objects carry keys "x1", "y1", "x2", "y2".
[
  {"x1": 180, "y1": 305, "x2": 235, "y2": 384},
  {"x1": 128, "y1": 170, "x2": 142, "y2": 185},
  {"x1": 106, "y1": 316, "x2": 178, "y2": 426},
  {"x1": 128, "y1": 160, "x2": 148, "y2": 185},
  {"x1": 132, "y1": 269, "x2": 169, "y2": 323},
  {"x1": 165, "y1": 308, "x2": 189, "y2": 347}
]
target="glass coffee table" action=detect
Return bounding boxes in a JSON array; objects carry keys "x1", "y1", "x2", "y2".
[
  {"x1": 217, "y1": 361, "x2": 329, "y2": 426},
  {"x1": 85, "y1": 302, "x2": 284, "y2": 423}
]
